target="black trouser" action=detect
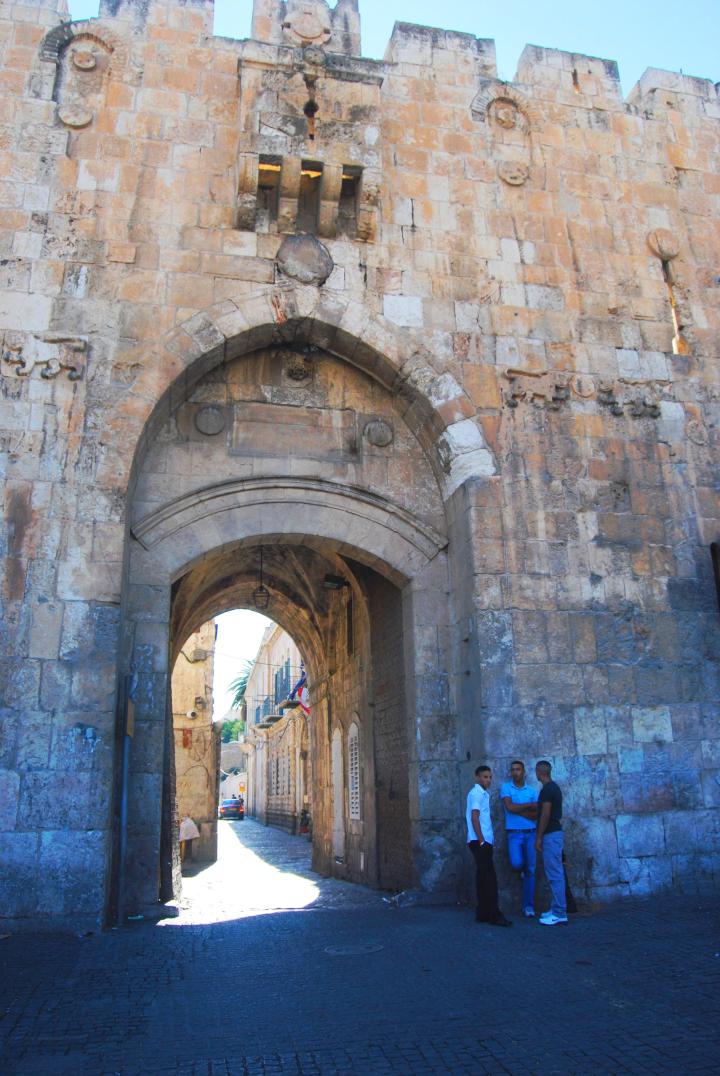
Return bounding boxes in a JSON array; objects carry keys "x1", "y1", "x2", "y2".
[{"x1": 468, "y1": 840, "x2": 500, "y2": 922}]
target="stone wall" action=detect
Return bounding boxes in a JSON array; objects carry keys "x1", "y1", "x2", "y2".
[
  {"x1": 0, "y1": 0, "x2": 718, "y2": 927},
  {"x1": 171, "y1": 620, "x2": 218, "y2": 862}
]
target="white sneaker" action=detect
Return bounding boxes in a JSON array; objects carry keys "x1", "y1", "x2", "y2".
[
  {"x1": 523, "y1": 907, "x2": 535, "y2": 917},
  {"x1": 540, "y1": 913, "x2": 568, "y2": 926},
  {"x1": 538, "y1": 910, "x2": 553, "y2": 920}
]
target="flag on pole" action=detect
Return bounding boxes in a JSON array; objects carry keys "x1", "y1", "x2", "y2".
[{"x1": 290, "y1": 666, "x2": 310, "y2": 715}]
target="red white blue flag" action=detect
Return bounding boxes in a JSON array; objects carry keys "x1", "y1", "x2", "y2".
[{"x1": 290, "y1": 668, "x2": 310, "y2": 715}]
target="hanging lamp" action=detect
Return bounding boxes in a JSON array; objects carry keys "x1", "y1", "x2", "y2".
[{"x1": 252, "y1": 546, "x2": 271, "y2": 610}]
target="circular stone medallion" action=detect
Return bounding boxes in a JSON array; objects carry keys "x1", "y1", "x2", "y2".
[
  {"x1": 497, "y1": 160, "x2": 529, "y2": 186},
  {"x1": 363, "y1": 419, "x2": 394, "y2": 448},
  {"x1": 194, "y1": 405, "x2": 226, "y2": 436},
  {"x1": 72, "y1": 49, "x2": 97, "y2": 70},
  {"x1": 58, "y1": 104, "x2": 94, "y2": 129}
]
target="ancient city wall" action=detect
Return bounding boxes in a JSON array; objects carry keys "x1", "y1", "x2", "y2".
[{"x1": 0, "y1": 0, "x2": 718, "y2": 926}]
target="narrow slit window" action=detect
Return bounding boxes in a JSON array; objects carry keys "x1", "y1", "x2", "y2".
[
  {"x1": 338, "y1": 166, "x2": 361, "y2": 238},
  {"x1": 256, "y1": 155, "x2": 281, "y2": 233},
  {"x1": 297, "y1": 160, "x2": 323, "y2": 234}
]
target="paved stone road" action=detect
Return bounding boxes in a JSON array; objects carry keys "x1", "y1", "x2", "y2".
[{"x1": 2, "y1": 819, "x2": 719, "y2": 1075}]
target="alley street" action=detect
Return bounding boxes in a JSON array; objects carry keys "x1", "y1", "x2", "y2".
[{"x1": 1, "y1": 819, "x2": 719, "y2": 1075}]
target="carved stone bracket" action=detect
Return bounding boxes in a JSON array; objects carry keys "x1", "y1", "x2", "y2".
[
  {"x1": 596, "y1": 379, "x2": 661, "y2": 418},
  {"x1": 502, "y1": 367, "x2": 665, "y2": 418},
  {"x1": 1, "y1": 334, "x2": 87, "y2": 380}
]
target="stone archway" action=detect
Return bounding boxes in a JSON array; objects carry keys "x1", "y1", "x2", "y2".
[
  {"x1": 113, "y1": 323, "x2": 473, "y2": 918},
  {"x1": 105, "y1": 284, "x2": 496, "y2": 499}
]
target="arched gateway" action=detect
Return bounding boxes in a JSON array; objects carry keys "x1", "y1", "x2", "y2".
[{"x1": 113, "y1": 297, "x2": 495, "y2": 918}]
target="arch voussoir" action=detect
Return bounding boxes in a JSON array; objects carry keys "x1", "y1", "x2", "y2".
[{"x1": 119, "y1": 283, "x2": 497, "y2": 502}]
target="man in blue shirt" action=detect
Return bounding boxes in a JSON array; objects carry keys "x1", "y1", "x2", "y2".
[{"x1": 500, "y1": 760, "x2": 538, "y2": 917}]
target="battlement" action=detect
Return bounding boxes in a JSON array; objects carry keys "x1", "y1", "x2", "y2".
[{"x1": 28, "y1": 0, "x2": 717, "y2": 114}]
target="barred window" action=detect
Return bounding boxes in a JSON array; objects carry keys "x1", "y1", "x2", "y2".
[{"x1": 348, "y1": 721, "x2": 361, "y2": 820}]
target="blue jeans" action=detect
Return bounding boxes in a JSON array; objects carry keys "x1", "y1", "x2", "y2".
[
  {"x1": 507, "y1": 830, "x2": 536, "y2": 910},
  {"x1": 542, "y1": 830, "x2": 566, "y2": 917}
]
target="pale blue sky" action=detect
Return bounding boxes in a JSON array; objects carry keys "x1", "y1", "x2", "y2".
[{"x1": 68, "y1": 1, "x2": 717, "y2": 94}]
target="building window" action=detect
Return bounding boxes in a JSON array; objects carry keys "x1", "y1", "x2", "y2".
[
  {"x1": 338, "y1": 166, "x2": 361, "y2": 238},
  {"x1": 256, "y1": 156, "x2": 281, "y2": 232},
  {"x1": 348, "y1": 721, "x2": 361, "y2": 820},
  {"x1": 298, "y1": 161, "x2": 323, "y2": 233}
]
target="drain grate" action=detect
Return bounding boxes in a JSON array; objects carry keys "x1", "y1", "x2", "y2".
[{"x1": 324, "y1": 943, "x2": 384, "y2": 956}]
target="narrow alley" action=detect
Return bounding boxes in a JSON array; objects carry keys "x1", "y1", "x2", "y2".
[{"x1": 1, "y1": 820, "x2": 718, "y2": 1075}]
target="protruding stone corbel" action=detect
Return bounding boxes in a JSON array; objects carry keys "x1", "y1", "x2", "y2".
[
  {"x1": 357, "y1": 168, "x2": 380, "y2": 243},
  {"x1": 317, "y1": 162, "x2": 343, "y2": 238},
  {"x1": 597, "y1": 379, "x2": 661, "y2": 418},
  {"x1": 278, "y1": 157, "x2": 302, "y2": 234},
  {"x1": 237, "y1": 153, "x2": 260, "y2": 231}
]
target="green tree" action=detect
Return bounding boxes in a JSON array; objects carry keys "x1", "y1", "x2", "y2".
[
  {"x1": 221, "y1": 717, "x2": 245, "y2": 743},
  {"x1": 229, "y1": 659, "x2": 253, "y2": 709}
]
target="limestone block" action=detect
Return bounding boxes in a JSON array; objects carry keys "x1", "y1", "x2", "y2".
[
  {"x1": 0, "y1": 832, "x2": 40, "y2": 918},
  {"x1": 416, "y1": 830, "x2": 463, "y2": 891},
  {"x1": 617, "y1": 747, "x2": 644, "y2": 773},
  {"x1": 130, "y1": 720, "x2": 166, "y2": 775},
  {"x1": 574, "y1": 707, "x2": 608, "y2": 755},
  {"x1": 127, "y1": 771, "x2": 163, "y2": 831},
  {"x1": 383, "y1": 294, "x2": 423, "y2": 328},
  {"x1": 415, "y1": 759, "x2": 458, "y2": 819},
  {"x1": 620, "y1": 855, "x2": 673, "y2": 898},
  {"x1": 0, "y1": 769, "x2": 21, "y2": 830},
  {"x1": 662, "y1": 809, "x2": 700, "y2": 854},
  {"x1": 49, "y1": 712, "x2": 111, "y2": 774},
  {"x1": 583, "y1": 816, "x2": 623, "y2": 884},
  {"x1": 632, "y1": 706, "x2": 673, "y2": 744},
  {"x1": 413, "y1": 673, "x2": 450, "y2": 719},
  {"x1": 0, "y1": 291, "x2": 52, "y2": 331},
  {"x1": 37, "y1": 830, "x2": 107, "y2": 916},
  {"x1": 71, "y1": 660, "x2": 116, "y2": 709},
  {"x1": 701, "y1": 771, "x2": 720, "y2": 808},
  {"x1": 28, "y1": 598, "x2": 63, "y2": 659},
  {"x1": 57, "y1": 556, "x2": 122, "y2": 603},
  {"x1": 0, "y1": 659, "x2": 41, "y2": 709},
  {"x1": 616, "y1": 813, "x2": 665, "y2": 856},
  {"x1": 18, "y1": 771, "x2": 104, "y2": 830},
  {"x1": 15, "y1": 708, "x2": 52, "y2": 771},
  {"x1": 58, "y1": 601, "x2": 92, "y2": 662}
]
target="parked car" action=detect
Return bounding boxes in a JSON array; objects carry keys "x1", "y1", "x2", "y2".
[{"x1": 218, "y1": 798, "x2": 244, "y2": 820}]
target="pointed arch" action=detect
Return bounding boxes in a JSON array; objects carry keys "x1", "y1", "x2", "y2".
[{"x1": 119, "y1": 284, "x2": 496, "y2": 501}]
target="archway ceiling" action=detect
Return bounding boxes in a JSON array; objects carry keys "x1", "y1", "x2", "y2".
[{"x1": 171, "y1": 540, "x2": 357, "y2": 677}]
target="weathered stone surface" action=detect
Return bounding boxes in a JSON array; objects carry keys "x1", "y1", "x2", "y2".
[
  {"x1": 276, "y1": 234, "x2": 334, "y2": 285},
  {"x1": 0, "y1": 0, "x2": 718, "y2": 928}
]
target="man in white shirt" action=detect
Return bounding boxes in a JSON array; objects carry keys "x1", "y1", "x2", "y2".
[{"x1": 466, "y1": 765, "x2": 512, "y2": 927}]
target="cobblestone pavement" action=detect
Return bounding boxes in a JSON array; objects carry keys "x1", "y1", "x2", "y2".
[{"x1": 2, "y1": 819, "x2": 719, "y2": 1075}]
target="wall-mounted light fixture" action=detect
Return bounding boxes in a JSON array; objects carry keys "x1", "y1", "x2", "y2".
[
  {"x1": 253, "y1": 547, "x2": 271, "y2": 610},
  {"x1": 322, "y1": 573, "x2": 350, "y2": 590}
]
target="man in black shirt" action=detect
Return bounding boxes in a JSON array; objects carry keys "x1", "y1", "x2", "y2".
[{"x1": 534, "y1": 761, "x2": 567, "y2": 925}]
